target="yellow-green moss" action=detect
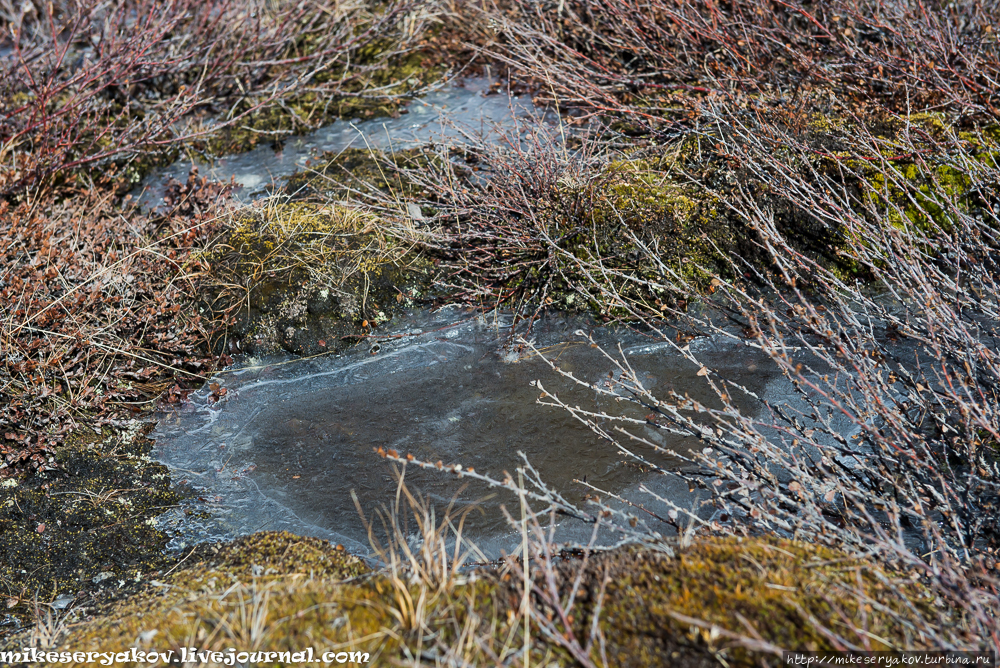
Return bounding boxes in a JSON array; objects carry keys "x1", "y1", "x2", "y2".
[
  {"x1": 192, "y1": 532, "x2": 370, "y2": 581},
  {"x1": 202, "y1": 200, "x2": 412, "y2": 303},
  {"x1": 532, "y1": 152, "x2": 735, "y2": 316},
  {"x1": 580, "y1": 538, "x2": 939, "y2": 665},
  {"x1": 34, "y1": 536, "x2": 944, "y2": 668},
  {"x1": 43, "y1": 533, "x2": 393, "y2": 666}
]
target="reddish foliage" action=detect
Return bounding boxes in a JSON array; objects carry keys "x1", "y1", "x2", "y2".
[
  {"x1": 488, "y1": 0, "x2": 1000, "y2": 125},
  {"x1": 0, "y1": 173, "x2": 231, "y2": 476},
  {"x1": 0, "y1": 0, "x2": 428, "y2": 195}
]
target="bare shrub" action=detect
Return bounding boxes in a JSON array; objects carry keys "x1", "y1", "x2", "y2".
[
  {"x1": 498, "y1": 112, "x2": 1000, "y2": 648},
  {"x1": 0, "y1": 0, "x2": 436, "y2": 195},
  {"x1": 376, "y1": 1, "x2": 1000, "y2": 650},
  {"x1": 479, "y1": 0, "x2": 999, "y2": 127},
  {"x1": 0, "y1": 173, "x2": 227, "y2": 474}
]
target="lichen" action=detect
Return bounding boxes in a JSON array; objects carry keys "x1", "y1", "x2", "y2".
[{"x1": 0, "y1": 423, "x2": 179, "y2": 628}]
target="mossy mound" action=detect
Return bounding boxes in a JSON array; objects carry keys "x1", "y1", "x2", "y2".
[
  {"x1": 550, "y1": 153, "x2": 735, "y2": 311},
  {"x1": 23, "y1": 532, "x2": 388, "y2": 665},
  {"x1": 189, "y1": 531, "x2": 369, "y2": 581},
  {"x1": 804, "y1": 116, "x2": 998, "y2": 213},
  {"x1": 284, "y1": 146, "x2": 443, "y2": 204},
  {"x1": 442, "y1": 145, "x2": 750, "y2": 319},
  {"x1": 544, "y1": 118, "x2": 1000, "y2": 314},
  {"x1": 547, "y1": 538, "x2": 940, "y2": 666},
  {"x1": 31, "y1": 536, "x2": 943, "y2": 667},
  {"x1": 195, "y1": 199, "x2": 436, "y2": 356}
]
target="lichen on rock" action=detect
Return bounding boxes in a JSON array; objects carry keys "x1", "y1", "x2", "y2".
[{"x1": 0, "y1": 423, "x2": 180, "y2": 629}]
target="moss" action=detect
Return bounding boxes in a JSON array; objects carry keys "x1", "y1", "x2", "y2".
[
  {"x1": 203, "y1": 47, "x2": 444, "y2": 156},
  {"x1": 38, "y1": 532, "x2": 393, "y2": 665},
  {"x1": 33, "y1": 537, "x2": 943, "y2": 667},
  {"x1": 197, "y1": 199, "x2": 436, "y2": 356},
  {"x1": 190, "y1": 531, "x2": 369, "y2": 581},
  {"x1": 738, "y1": 117, "x2": 1000, "y2": 281},
  {"x1": 513, "y1": 151, "x2": 741, "y2": 318},
  {"x1": 442, "y1": 114, "x2": 998, "y2": 318},
  {"x1": 830, "y1": 126, "x2": 999, "y2": 265},
  {"x1": 851, "y1": 159, "x2": 970, "y2": 235},
  {"x1": 567, "y1": 538, "x2": 939, "y2": 665},
  {"x1": 284, "y1": 146, "x2": 441, "y2": 202},
  {"x1": 825, "y1": 120, "x2": 998, "y2": 231},
  {"x1": 598, "y1": 155, "x2": 727, "y2": 286}
]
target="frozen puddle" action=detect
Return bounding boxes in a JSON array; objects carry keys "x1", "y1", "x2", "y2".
[
  {"x1": 135, "y1": 78, "x2": 543, "y2": 209},
  {"x1": 151, "y1": 309, "x2": 779, "y2": 556}
]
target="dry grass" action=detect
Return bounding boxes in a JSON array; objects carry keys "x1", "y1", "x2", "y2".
[
  {"x1": 42, "y1": 483, "x2": 519, "y2": 667},
  {"x1": 193, "y1": 196, "x2": 413, "y2": 319},
  {"x1": 28, "y1": 596, "x2": 74, "y2": 651}
]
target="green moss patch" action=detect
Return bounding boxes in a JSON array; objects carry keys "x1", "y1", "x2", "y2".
[
  {"x1": 189, "y1": 532, "x2": 369, "y2": 581},
  {"x1": 558, "y1": 153, "x2": 734, "y2": 303},
  {"x1": 552, "y1": 539, "x2": 940, "y2": 666},
  {"x1": 438, "y1": 145, "x2": 750, "y2": 320}
]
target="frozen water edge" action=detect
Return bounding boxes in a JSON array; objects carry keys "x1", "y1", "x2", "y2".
[{"x1": 133, "y1": 77, "x2": 545, "y2": 210}]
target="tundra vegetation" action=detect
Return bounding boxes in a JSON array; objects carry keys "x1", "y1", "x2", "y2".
[{"x1": 1, "y1": 0, "x2": 999, "y2": 665}]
